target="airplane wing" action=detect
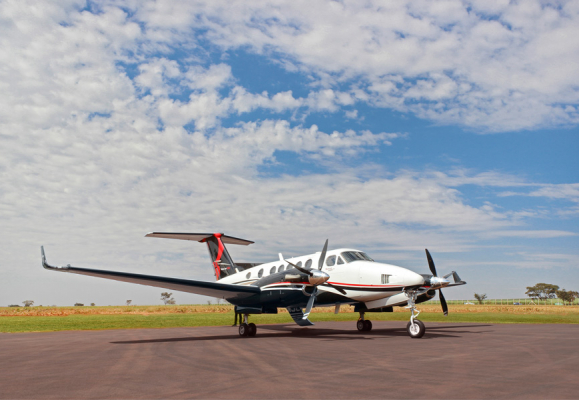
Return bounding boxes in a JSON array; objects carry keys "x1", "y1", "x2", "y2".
[{"x1": 41, "y1": 247, "x2": 260, "y2": 301}]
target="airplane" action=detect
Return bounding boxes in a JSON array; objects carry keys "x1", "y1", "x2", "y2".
[{"x1": 41, "y1": 232, "x2": 466, "y2": 338}]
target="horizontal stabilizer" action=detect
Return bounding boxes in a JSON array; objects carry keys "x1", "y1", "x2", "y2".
[{"x1": 145, "y1": 232, "x2": 254, "y2": 246}]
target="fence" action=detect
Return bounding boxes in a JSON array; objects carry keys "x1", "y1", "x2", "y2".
[{"x1": 428, "y1": 298, "x2": 579, "y2": 306}]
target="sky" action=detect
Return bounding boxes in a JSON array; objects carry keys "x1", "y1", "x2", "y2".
[{"x1": 1, "y1": 0, "x2": 578, "y2": 307}]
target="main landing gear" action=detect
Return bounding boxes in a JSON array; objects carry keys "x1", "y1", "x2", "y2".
[
  {"x1": 238, "y1": 314, "x2": 257, "y2": 337},
  {"x1": 356, "y1": 312, "x2": 373, "y2": 332},
  {"x1": 405, "y1": 290, "x2": 426, "y2": 338}
]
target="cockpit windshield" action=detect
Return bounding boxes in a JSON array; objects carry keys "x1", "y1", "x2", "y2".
[{"x1": 341, "y1": 251, "x2": 374, "y2": 263}]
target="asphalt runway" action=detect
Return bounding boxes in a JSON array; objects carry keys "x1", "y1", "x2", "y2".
[{"x1": 1, "y1": 321, "x2": 577, "y2": 399}]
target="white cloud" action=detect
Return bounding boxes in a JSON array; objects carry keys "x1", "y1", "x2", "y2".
[{"x1": 121, "y1": 0, "x2": 579, "y2": 131}]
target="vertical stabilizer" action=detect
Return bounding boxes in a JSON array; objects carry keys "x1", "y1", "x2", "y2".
[
  {"x1": 203, "y1": 233, "x2": 238, "y2": 280},
  {"x1": 145, "y1": 232, "x2": 253, "y2": 281}
]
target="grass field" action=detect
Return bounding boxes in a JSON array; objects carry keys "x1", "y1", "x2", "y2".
[{"x1": 1, "y1": 304, "x2": 578, "y2": 333}]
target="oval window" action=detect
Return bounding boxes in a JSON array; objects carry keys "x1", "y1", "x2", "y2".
[
  {"x1": 305, "y1": 259, "x2": 312, "y2": 269},
  {"x1": 258, "y1": 268, "x2": 264, "y2": 278},
  {"x1": 278, "y1": 265, "x2": 284, "y2": 272},
  {"x1": 326, "y1": 255, "x2": 336, "y2": 266},
  {"x1": 270, "y1": 266, "x2": 276, "y2": 274},
  {"x1": 296, "y1": 261, "x2": 302, "y2": 267},
  {"x1": 246, "y1": 272, "x2": 251, "y2": 279}
]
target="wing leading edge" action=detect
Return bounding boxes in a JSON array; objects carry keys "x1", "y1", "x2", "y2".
[{"x1": 40, "y1": 246, "x2": 259, "y2": 301}]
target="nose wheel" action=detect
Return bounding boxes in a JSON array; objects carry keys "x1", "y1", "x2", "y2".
[
  {"x1": 238, "y1": 314, "x2": 257, "y2": 337},
  {"x1": 407, "y1": 320, "x2": 425, "y2": 338}
]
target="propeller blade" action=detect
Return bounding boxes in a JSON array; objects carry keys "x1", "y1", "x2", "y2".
[
  {"x1": 425, "y1": 249, "x2": 438, "y2": 277},
  {"x1": 318, "y1": 239, "x2": 328, "y2": 270},
  {"x1": 326, "y1": 282, "x2": 347, "y2": 295},
  {"x1": 439, "y1": 289, "x2": 448, "y2": 316},
  {"x1": 303, "y1": 288, "x2": 317, "y2": 319},
  {"x1": 285, "y1": 259, "x2": 313, "y2": 277}
]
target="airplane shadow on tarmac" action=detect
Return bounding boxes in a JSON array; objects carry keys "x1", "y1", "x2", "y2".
[{"x1": 111, "y1": 324, "x2": 492, "y2": 345}]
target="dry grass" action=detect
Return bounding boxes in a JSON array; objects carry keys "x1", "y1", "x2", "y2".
[
  {"x1": 0, "y1": 304, "x2": 356, "y2": 317},
  {"x1": 396, "y1": 304, "x2": 579, "y2": 315},
  {"x1": 2, "y1": 303, "x2": 577, "y2": 317}
]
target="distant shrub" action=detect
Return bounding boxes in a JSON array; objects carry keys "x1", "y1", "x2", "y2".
[
  {"x1": 74, "y1": 303, "x2": 84, "y2": 307},
  {"x1": 8, "y1": 304, "x2": 19, "y2": 307}
]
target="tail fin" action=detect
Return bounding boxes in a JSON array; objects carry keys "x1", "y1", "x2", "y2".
[{"x1": 145, "y1": 232, "x2": 253, "y2": 280}]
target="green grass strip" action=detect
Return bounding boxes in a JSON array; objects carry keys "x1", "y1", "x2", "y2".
[{"x1": 2, "y1": 311, "x2": 578, "y2": 333}]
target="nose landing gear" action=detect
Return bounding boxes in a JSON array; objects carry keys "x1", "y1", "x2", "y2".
[
  {"x1": 238, "y1": 314, "x2": 257, "y2": 337},
  {"x1": 404, "y1": 289, "x2": 426, "y2": 338}
]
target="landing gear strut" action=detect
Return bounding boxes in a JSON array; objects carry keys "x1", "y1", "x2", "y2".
[
  {"x1": 238, "y1": 314, "x2": 257, "y2": 337},
  {"x1": 404, "y1": 290, "x2": 426, "y2": 338},
  {"x1": 356, "y1": 312, "x2": 373, "y2": 332}
]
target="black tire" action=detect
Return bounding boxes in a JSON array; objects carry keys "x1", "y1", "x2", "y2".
[
  {"x1": 406, "y1": 320, "x2": 425, "y2": 338},
  {"x1": 248, "y1": 323, "x2": 257, "y2": 337},
  {"x1": 363, "y1": 320, "x2": 372, "y2": 332},
  {"x1": 239, "y1": 323, "x2": 249, "y2": 337},
  {"x1": 356, "y1": 319, "x2": 365, "y2": 331}
]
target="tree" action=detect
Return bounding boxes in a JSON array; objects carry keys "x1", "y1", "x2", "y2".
[
  {"x1": 474, "y1": 293, "x2": 487, "y2": 305},
  {"x1": 161, "y1": 292, "x2": 175, "y2": 305},
  {"x1": 90, "y1": 303, "x2": 95, "y2": 306},
  {"x1": 126, "y1": 300, "x2": 132, "y2": 306},
  {"x1": 74, "y1": 302, "x2": 84, "y2": 306},
  {"x1": 526, "y1": 283, "x2": 559, "y2": 301},
  {"x1": 22, "y1": 300, "x2": 34, "y2": 307},
  {"x1": 556, "y1": 289, "x2": 578, "y2": 305}
]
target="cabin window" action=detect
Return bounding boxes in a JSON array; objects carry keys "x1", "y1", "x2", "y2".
[
  {"x1": 246, "y1": 272, "x2": 251, "y2": 279},
  {"x1": 305, "y1": 259, "x2": 312, "y2": 269},
  {"x1": 326, "y1": 255, "x2": 336, "y2": 266},
  {"x1": 258, "y1": 268, "x2": 264, "y2": 278},
  {"x1": 278, "y1": 265, "x2": 284, "y2": 273},
  {"x1": 296, "y1": 261, "x2": 302, "y2": 267},
  {"x1": 337, "y1": 256, "x2": 344, "y2": 265},
  {"x1": 270, "y1": 266, "x2": 276, "y2": 274},
  {"x1": 381, "y1": 274, "x2": 391, "y2": 284}
]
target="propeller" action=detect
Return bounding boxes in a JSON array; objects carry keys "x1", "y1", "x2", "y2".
[
  {"x1": 284, "y1": 240, "x2": 348, "y2": 320},
  {"x1": 425, "y1": 249, "x2": 449, "y2": 316},
  {"x1": 285, "y1": 239, "x2": 347, "y2": 295}
]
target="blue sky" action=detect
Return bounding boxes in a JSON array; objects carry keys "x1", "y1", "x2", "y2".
[{"x1": 1, "y1": 0, "x2": 578, "y2": 306}]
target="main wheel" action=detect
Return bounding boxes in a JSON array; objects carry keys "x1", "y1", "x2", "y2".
[
  {"x1": 356, "y1": 319, "x2": 365, "y2": 331},
  {"x1": 248, "y1": 323, "x2": 257, "y2": 337},
  {"x1": 239, "y1": 323, "x2": 249, "y2": 337},
  {"x1": 406, "y1": 320, "x2": 426, "y2": 338},
  {"x1": 363, "y1": 320, "x2": 372, "y2": 332}
]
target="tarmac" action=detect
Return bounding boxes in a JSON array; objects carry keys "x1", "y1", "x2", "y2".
[{"x1": 0, "y1": 321, "x2": 577, "y2": 399}]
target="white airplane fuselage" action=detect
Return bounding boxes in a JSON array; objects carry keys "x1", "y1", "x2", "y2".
[{"x1": 218, "y1": 248, "x2": 426, "y2": 308}]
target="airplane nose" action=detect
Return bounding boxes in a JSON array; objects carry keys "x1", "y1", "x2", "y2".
[{"x1": 404, "y1": 271, "x2": 425, "y2": 287}]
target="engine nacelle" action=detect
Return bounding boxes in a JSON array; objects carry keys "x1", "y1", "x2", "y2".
[{"x1": 416, "y1": 289, "x2": 437, "y2": 304}]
